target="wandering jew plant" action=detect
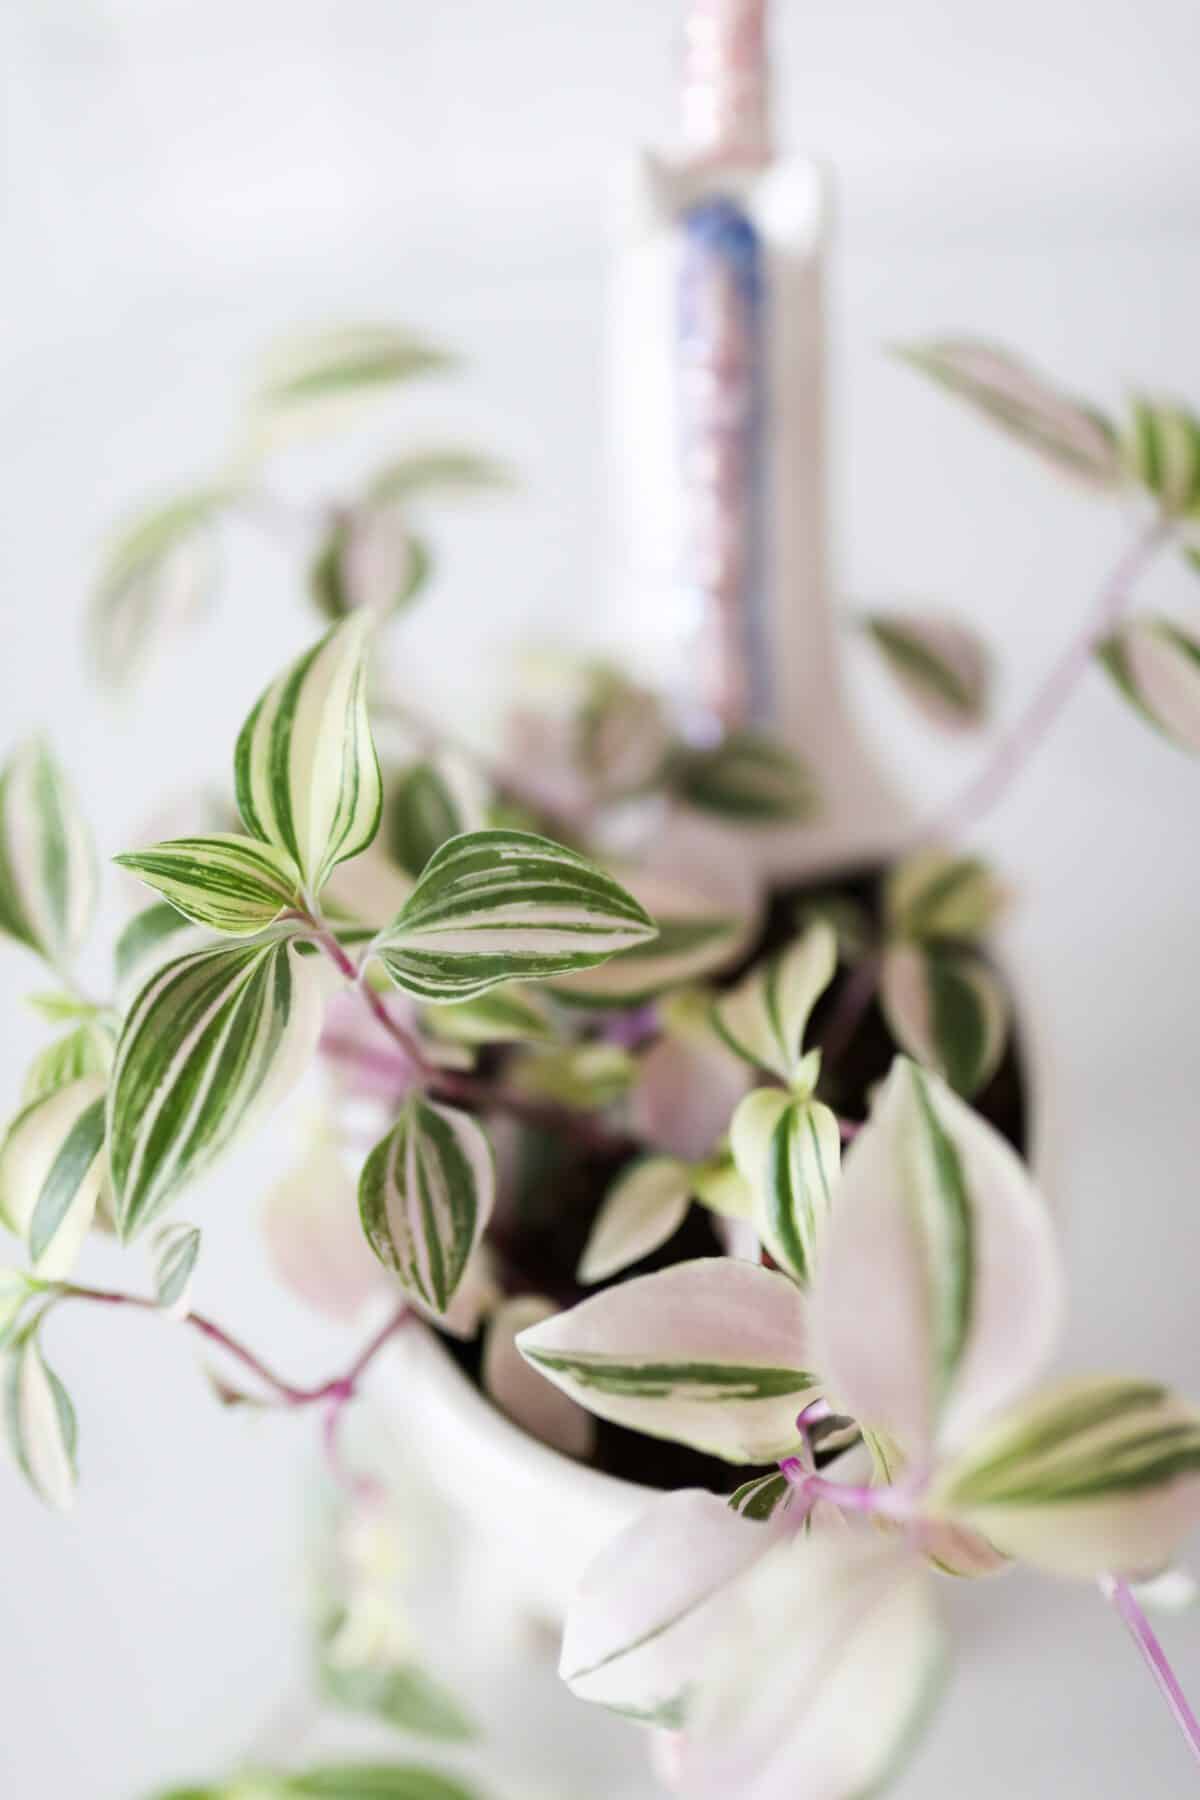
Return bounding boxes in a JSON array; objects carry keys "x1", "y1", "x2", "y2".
[{"x1": 5, "y1": 324, "x2": 1200, "y2": 1797}]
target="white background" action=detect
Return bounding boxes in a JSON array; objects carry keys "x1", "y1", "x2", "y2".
[{"x1": 3, "y1": 1, "x2": 1200, "y2": 1794}]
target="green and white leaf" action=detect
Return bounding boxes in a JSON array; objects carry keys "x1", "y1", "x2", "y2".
[
  {"x1": 0, "y1": 1076, "x2": 108, "y2": 1278},
  {"x1": 358, "y1": 1097, "x2": 495, "y2": 1314},
  {"x1": 577, "y1": 1157, "x2": 693, "y2": 1284},
  {"x1": 674, "y1": 730, "x2": 817, "y2": 823},
  {"x1": 516, "y1": 1258, "x2": 816, "y2": 1464},
  {"x1": 368, "y1": 448, "x2": 514, "y2": 504},
  {"x1": 319, "y1": 1648, "x2": 477, "y2": 1745},
  {"x1": 483, "y1": 1295, "x2": 596, "y2": 1461},
  {"x1": 372, "y1": 829, "x2": 657, "y2": 1003},
  {"x1": 107, "y1": 939, "x2": 324, "y2": 1239},
  {"x1": 881, "y1": 942, "x2": 1009, "y2": 1097},
  {"x1": 422, "y1": 983, "x2": 556, "y2": 1048},
  {"x1": 152, "y1": 1220, "x2": 201, "y2": 1318},
  {"x1": 511, "y1": 1042, "x2": 635, "y2": 1110},
  {"x1": 0, "y1": 738, "x2": 97, "y2": 967},
  {"x1": 3, "y1": 1329, "x2": 78, "y2": 1511},
  {"x1": 812, "y1": 1058, "x2": 1063, "y2": 1463},
  {"x1": 89, "y1": 487, "x2": 231, "y2": 684},
  {"x1": 247, "y1": 323, "x2": 455, "y2": 446},
  {"x1": 894, "y1": 339, "x2": 1122, "y2": 489},
  {"x1": 885, "y1": 848, "x2": 1007, "y2": 944},
  {"x1": 933, "y1": 1377, "x2": 1200, "y2": 1580},
  {"x1": 22, "y1": 1020, "x2": 112, "y2": 1105},
  {"x1": 115, "y1": 833, "x2": 302, "y2": 935},
  {"x1": 283, "y1": 1767, "x2": 480, "y2": 1800},
  {"x1": 1098, "y1": 617, "x2": 1200, "y2": 754},
  {"x1": 863, "y1": 613, "x2": 990, "y2": 730},
  {"x1": 114, "y1": 901, "x2": 217, "y2": 996},
  {"x1": 730, "y1": 1090, "x2": 840, "y2": 1287},
  {"x1": 311, "y1": 505, "x2": 431, "y2": 622},
  {"x1": 387, "y1": 754, "x2": 488, "y2": 879},
  {"x1": 549, "y1": 867, "x2": 747, "y2": 1007},
  {"x1": 235, "y1": 616, "x2": 382, "y2": 895},
  {"x1": 1122, "y1": 399, "x2": 1200, "y2": 516},
  {"x1": 727, "y1": 1470, "x2": 795, "y2": 1522},
  {"x1": 712, "y1": 921, "x2": 837, "y2": 1083}
]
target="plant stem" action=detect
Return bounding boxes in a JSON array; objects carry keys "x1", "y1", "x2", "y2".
[
  {"x1": 818, "y1": 954, "x2": 880, "y2": 1071},
  {"x1": 289, "y1": 911, "x2": 434, "y2": 1079},
  {"x1": 1101, "y1": 1575, "x2": 1200, "y2": 1769},
  {"x1": 915, "y1": 517, "x2": 1172, "y2": 848}
]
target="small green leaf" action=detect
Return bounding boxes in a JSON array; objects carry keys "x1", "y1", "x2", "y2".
[
  {"x1": 711, "y1": 921, "x2": 837, "y2": 1083},
  {"x1": 368, "y1": 448, "x2": 514, "y2": 503},
  {"x1": 311, "y1": 508, "x2": 432, "y2": 622},
  {"x1": 3, "y1": 1328, "x2": 78, "y2": 1510},
  {"x1": 863, "y1": 614, "x2": 990, "y2": 730},
  {"x1": 0, "y1": 737, "x2": 97, "y2": 968},
  {"x1": 251, "y1": 324, "x2": 455, "y2": 430},
  {"x1": 894, "y1": 340, "x2": 1122, "y2": 489},
  {"x1": 107, "y1": 940, "x2": 324, "y2": 1238},
  {"x1": 1122, "y1": 398, "x2": 1200, "y2": 516},
  {"x1": 674, "y1": 730, "x2": 817, "y2": 823},
  {"x1": 285, "y1": 1768, "x2": 480, "y2": 1800},
  {"x1": 387, "y1": 757, "x2": 487, "y2": 879},
  {"x1": 0, "y1": 1077, "x2": 108, "y2": 1277},
  {"x1": 885, "y1": 849, "x2": 1007, "y2": 944},
  {"x1": 115, "y1": 833, "x2": 303, "y2": 935},
  {"x1": 1098, "y1": 617, "x2": 1200, "y2": 755},
  {"x1": 152, "y1": 1221, "x2": 201, "y2": 1316},
  {"x1": 728, "y1": 1470, "x2": 794, "y2": 1521},
  {"x1": 22, "y1": 1021, "x2": 112, "y2": 1106},
  {"x1": 372, "y1": 829, "x2": 657, "y2": 1003},
  {"x1": 880, "y1": 943, "x2": 1009, "y2": 1098},
  {"x1": 511, "y1": 1042, "x2": 635, "y2": 1110},
  {"x1": 26, "y1": 991, "x2": 103, "y2": 1024},
  {"x1": 730, "y1": 1091, "x2": 841, "y2": 1286},
  {"x1": 89, "y1": 488, "x2": 233, "y2": 684},
  {"x1": 422, "y1": 984, "x2": 556, "y2": 1047},
  {"x1": 358, "y1": 1097, "x2": 495, "y2": 1314},
  {"x1": 235, "y1": 616, "x2": 383, "y2": 895},
  {"x1": 320, "y1": 1656, "x2": 475, "y2": 1743}
]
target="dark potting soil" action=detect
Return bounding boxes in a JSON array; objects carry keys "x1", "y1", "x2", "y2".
[{"x1": 439, "y1": 862, "x2": 1028, "y2": 1495}]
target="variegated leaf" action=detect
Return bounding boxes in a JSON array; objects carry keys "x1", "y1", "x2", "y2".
[
  {"x1": 3, "y1": 1329, "x2": 78, "y2": 1511},
  {"x1": 114, "y1": 901, "x2": 216, "y2": 996},
  {"x1": 358, "y1": 1097, "x2": 495, "y2": 1314},
  {"x1": 516, "y1": 1258, "x2": 816, "y2": 1464},
  {"x1": 422, "y1": 984, "x2": 556, "y2": 1048},
  {"x1": 235, "y1": 616, "x2": 382, "y2": 896},
  {"x1": 895, "y1": 340, "x2": 1122, "y2": 489},
  {"x1": 931, "y1": 1377, "x2": 1200, "y2": 1580},
  {"x1": 674, "y1": 730, "x2": 817, "y2": 823},
  {"x1": 22, "y1": 1020, "x2": 112, "y2": 1105},
  {"x1": 115, "y1": 833, "x2": 302, "y2": 935},
  {"x1": 1122, "y1": 399, "x2": 1200, "y2": 516},
  {"x1": 577, "y1": 1157, "x2": 693, "y2": 1285},
  {"x1": 712, "y1": 921, "x2": 837, "y2": 1083},
  {"x1": 107, "y1": 939, "x2": 324, "y2": 1239},
  {"x1": 371, "y1": 830, "x2": 656, "y2": 1003},
  {"x1": 549, "y1": 866, "x2": 747, "y2": 1007},
  {"x1": 1098, "y1": 617, "x2": 1200, "y2": 754},
  {"x1": 89, "y1": 488, "x2": 231, "y2": 684},
  {"x1": 0, "y1": 1077, "x2": 108, "y2": 1278},
  {"x1": 311, "y1": 505, "x2": 431, "y2": 622},
  {"x1": 812, "y1": 1058, "x2": 1063, "y2": 1462},
  {"x1": 387, "y1": 755, "x2": 488, "y2": 879},
  {"x1": 368, "y1": 448, "x2": 514, "y2": 503},
  {"x1": 248, "y1": 324, "x2": 455, "y2": 443},
  {"x1": 152, "y1": 1221, "x2": 201, "y2": 1317},
  {"x1": 0, "y1": 738, "x2": 97, "y2": 968},
  {"x1": 885, "y1": 848, "x2": 1007, "y2": 944},
  {"x1": 483, "y1": 1296, "x2": 596, "y2": 1460},
  {"x1": 560, "y1": 1489, "x2": 788, "y2": 1724},
  {"x1": 677, "y1": 1529, "x2": 944, "y2": 1800},
  {"x1": 864, "y1": 613, "x2": 990, "y2": 730},
  {"x1": 730, "y1": 1090, "x2": 840, "y2": 1287},
  {"x1": 727, "y1": 1470, "x2": 795, "y2": 1522},
  {"x1": 511, "y1": 1042, "x2": 636, "y2": 1110},
  {"x1": 880, "y1": 943, "x2": 1009, "y2": 1098}
]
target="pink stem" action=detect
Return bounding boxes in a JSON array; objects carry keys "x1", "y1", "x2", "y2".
[
  {"x1": 916, "y1": 518, "x2": 1172, "y2": 849},
  {"x1": 1102, "y1": 1576, "x2": 1200, "y2": 1769},
  {"x1": 293, "y1": 915, "x2": 434, "y2": 1079},
  {"x1": 779, "y1": 1465, "x2": 915, "y2": 1522},
  {"x1": 819, "y1": 955, "x2": 880, "y2": 1070}
]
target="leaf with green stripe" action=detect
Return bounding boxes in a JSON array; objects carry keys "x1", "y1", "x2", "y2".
[
  {"x1": 559, "y1": 1487, "x2": 788, "y2": 1721},
  {"x1": 248, "y1": 323, "x2": 456, "y2": 445},
  {"x1": 235, "y1": 616, "x2": 383, "y2": 896},
  {"x1": 549, "y1": 866, "x2": 749, "y2": 1006},
  {"x1": 1121, "y1": 398, "x2": 1200, "y2": 516},
  {"x1": 284, "y1": 1767, "x2": 480, "y2": 1800},
  {"x1": 880, "y1": 943, "x2": 1009, "y2": 1097},
  {"x1": 3, "y1": 1327, "x2": 78, "y2": 1511},
  {"x1": 358, "y1": 1097, "x2": 495, "y2": 1314},
  {"x1": 1098, "y1": 616, "x2": 1200, "y2": 755},
  {"x1": 728, "y1": 1471, "x2": 794, "y2": 1522},
  {"x1": 811, "y1": 1058, "x2": 1062, "y2": 1462},
  {"x1": 107, "y1": 939, "x2": 325, "y2": 1239},
  {"x1": 516, "y1": 1258, "x2": 816, "y2": 1463},
  {"x1": 712, "y1": 921, "x2": 837, "y2": 1084},
  {"x1": 885, "y1": 848, "x2": 1007, "y2": 945},
  {"x1": 730, "y1": 1090, "x2": 840, "y2": 1287},
  {"x1": 0, "y1": 1077, "x2": 108, "y2": 1278},
  {"x1": 22, "y1": 1020, "x2": 112, "y2": 1105},
  {"x1": 368, "y1": 447, "x2": 514, "y2": 504},
  {"x1": 863, "y1": 613, "x2": 990, "y2": 730},
  {"x1": 422, "y1": 983, "x2": 556, "y2": 1048},
  {"x1": 115, "y1": 833, "x2": 303, "y2": 935},
  {"x1": 0, "y1": 738, "x2": 97, "y2": 969},
  {"x1": 674, "y1": 730, "x2": 817, "y2": 823},
  {"x1": 152, "y1": 1221, "x2": 201, "y2": 1317},
  {"x1": 932, "y1": 1377, "x2": 1200, "y2": 1579},
  {"x1": 894, "y1": 340, "x2": 1122, "y2": 489},
  {"x1": 311, "y1": 505, "x2": 432, "y2": 622},
  {"x1": 371, "y1": 829, "x2": 657, "y2": 1003},
  {"x1": 387, "y1": 755, "x2": 488, "y2": 879},
  {"x1": 89, "y1": 487, "x2": 233, "y2": 685}
]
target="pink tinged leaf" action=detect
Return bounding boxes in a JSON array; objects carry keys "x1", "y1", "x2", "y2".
[
  {"x1": 483, "y1": 1295, "x2": 596, "y2": 1461},
  {"x1": 261, "y1": 1129, "x2": 388, "y2": 1324},
  {"x1": 577, "y1": 1157, "x2": 693, "y2": 1285},
  {"x1": 559, "y1": 1488, "x2": 789, "y2": 1722},
  {"x1": 865, "y1": 613, "x2": 990, "y2": 732},
  {"x1": 677, "y1": 1527, "x2": 944, "y2": 1800},
  {"x1": 880, "y1": 943, "x2": 1009, "y2": 1099},
  {"x1": 515, "y1": 1258, "x2": 816, "y2": 1464},
  {"x1": 810, "y1": 1058, "x2": 1063, "y2": 1463},
  {"x1": 1115, "y1": 618, "x2": 1200, "y2": 754},
  {"x1": 629, "y1": 1030, "x2": 752, "y2": 1163}
]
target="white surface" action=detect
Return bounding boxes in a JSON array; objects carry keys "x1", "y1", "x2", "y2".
[{"x1": 3, "y1": 3, "x2": 1200, "y2": 1796}]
